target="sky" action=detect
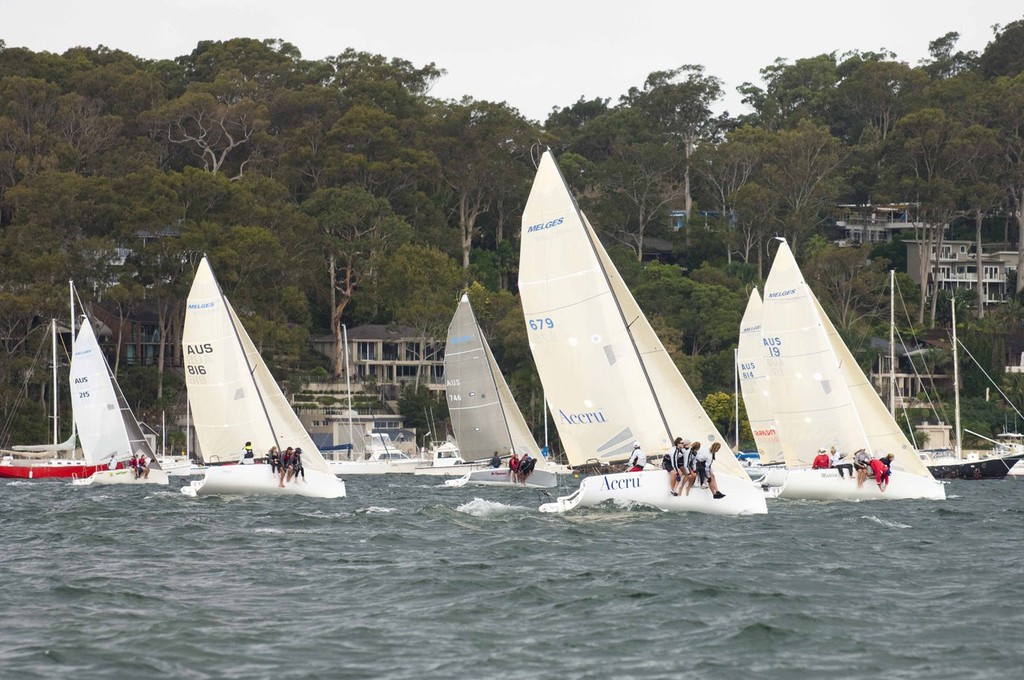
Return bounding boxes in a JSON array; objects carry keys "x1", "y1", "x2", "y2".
[{"x1": 2, "y1": 1, "x2": 1022, "y2": 122}]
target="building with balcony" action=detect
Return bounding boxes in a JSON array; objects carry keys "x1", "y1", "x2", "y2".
[
  {"x1": 310, "y1": 324, "x2": 446, "y2": 400},
  {"x1": 835, "y1": 204, "x2": 921, "y2": 244},
  {"x1": 905, "y1": 239, "x2": 1018, "y2": 307}
]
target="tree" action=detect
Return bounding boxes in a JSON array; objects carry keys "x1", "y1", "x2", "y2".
[
  {"x1": 302, "y1": 186, "x2": 412, "y2": 376},
  {"x1": 430, "y1": 98, "x2": 536, "y2": 270},
  {"x1": 760, "y1": 119, "x2": 845, "y2": 252},
  {"x1": 624, "y1": 66, "x2": 723, "y2": 219}
]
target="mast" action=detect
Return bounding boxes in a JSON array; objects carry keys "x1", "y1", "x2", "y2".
[
  {"x1": 51, "y1": 319, "x2": 58, "y2": 446},
  {"x1": 343, "y1": 323, "x2": 354, "y2": 460},
  {"x1": 734, "y1": 347, "x2": 740, "y2": 448},
  {"x1": 185, "y1": 395, "x2": 191, "y2": 460},
  {"x1": 555, "y1": 159, "x2": 675, "y2": 441},
  {"x1": 889, "y1": 270, "x2": 896, "y2": 418},
  {"x1": 69, "y1": 281, "x2": 78, "y2": 446},
  {"x1": 215, "y1": 267, "x2": 282, "y2": 449},
  {"x1": 952, "y1": 296, "x2": 962, "y2": 458}
]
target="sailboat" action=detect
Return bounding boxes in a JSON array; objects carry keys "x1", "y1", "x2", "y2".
[
  {"x1": 443, "y1": 293, "x2": 558, "y2": 488},
  {"x1": 179, "y1": 257, "x2": 345, "y2": 498},
  {"x1": 70, "y1": 315, "x2": 168, "y2": 486},
  {"x1": 758, "y1": 240, "x2": 944, "y2": 500},
  {"x1": 517, "y1": 150, "x2": 766, "y2": 515},
  {"x1": 736, "y1": 288, "x2": 790, "y2": 487},
  {"x1": 920, "y1": 296, "x2": 1024, "y2": 479},
  {"x1": 2, "y1": 287, "x2": 95, "y2": 479}
]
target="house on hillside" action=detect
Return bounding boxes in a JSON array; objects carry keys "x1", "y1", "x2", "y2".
[
  {"x1": 836, "y1": 204, "x2": 921, "y2": 244},
  {"x1": 310, "y1": 324, "x2": 445, "y2": 399},
  {"x1": 905, "y1": 239, "x2": 1017, "y2": 307},
  {"x1": 87, "y1": 303, "x2": 182, "y2": 369}
]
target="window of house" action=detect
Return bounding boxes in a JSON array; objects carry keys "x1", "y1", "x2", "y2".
[
  {"x1": 396, "y1": 365, "x2": 418, "y2": 378},
  {"x1": 357, "y1": 342, "x2": 376, "y2": 361},
  {"x1": 405, "y1": 342, "x2": 421, "y2": 361},
  {"x1": 383, "y1": 342, "x2": 399, "y2": 361}
]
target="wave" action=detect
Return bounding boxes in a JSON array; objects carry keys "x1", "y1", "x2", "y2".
[
  {"x1": 862, "y1": 515, "x2": 912, "y2": 528},
  {"x1": 455, "y1": 498, "x2": 526, "y2": 516}
]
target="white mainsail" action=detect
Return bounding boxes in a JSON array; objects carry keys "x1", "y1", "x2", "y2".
[
  {"x1": 445, "y1": 293, "x2": 539, "y2": 460},
  {"x1": 70, "y1": 318, "x2": 155, "y2": 466},
  {"x1": 760, "y1": 240, "x2": 866, "y2": 466},
  {"x1": 761, "y1": 240, "x2": 936, "y2": 482},
  {"x1": 518, "y1": 150, "x2": 747, "y2": 481},
  {"x1": 736, "y1": 288, "x2": 786, "y2": 464},
  {"x1": 182, "y1": 257, "x2": 331, "y2": 477}
]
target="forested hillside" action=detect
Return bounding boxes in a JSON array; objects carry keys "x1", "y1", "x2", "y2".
[{"x1": 3, "y1": 19, "x2": 1024, "y2": 447}]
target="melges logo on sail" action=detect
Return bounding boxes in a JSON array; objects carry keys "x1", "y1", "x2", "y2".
[
  {"x1": 188, "y1": 302, "x2": 215, "y2": 310},
  {"x1": 527, "y1": 216, "x2": 564, "y2": 233},
  {"x1": 766, "y1": 289, "x2": 796, "y2": 299}
]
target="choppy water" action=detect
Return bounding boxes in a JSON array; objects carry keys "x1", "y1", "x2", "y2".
[{"x1": 1, "y1": 475, "x2": 1022, "y2": 679}]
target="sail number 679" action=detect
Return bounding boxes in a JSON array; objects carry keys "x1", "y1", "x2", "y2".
[{"x1": 528, "y1": 318, "x2": 555, "y2": 331}]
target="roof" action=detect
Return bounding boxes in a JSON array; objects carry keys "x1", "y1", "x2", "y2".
[{"x1": 342, "y1": 324, "x2": 435, "y2": 341}]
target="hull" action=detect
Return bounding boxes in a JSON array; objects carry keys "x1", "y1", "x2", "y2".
[
  {"x1": 328, "y1": 459, "x2": 422, "y2": 476},
  {"x1": 744, "y1": 464, "x2": 789, "y2": 488},
  {"x1": 72, "y1": 468, "x2": 169, "y2": 486},
  {"x1": 925, "y1": 453, "x2": 1024, "y2": 480},
  {"x1": 413, "y1": 462, "x2": 490, "y2": 477},
  {"x1": 0, "y1": 459, "x2": 109, "y2": 479},
  {"x1": 538, "y1": 470, "x2": 767, "y2": 516},
  {"x1": 156, "y1": 458, "x2": 193, "y2": 477},
  {"x1": 778, "y1": 468, "x2": 946, "y2": 501},
  {"x1": 445, "y1": 468, "x2": 558, "y2": 489},
  {"x1": 181, "y1": 463, "x2": 346, "y2": 498}
]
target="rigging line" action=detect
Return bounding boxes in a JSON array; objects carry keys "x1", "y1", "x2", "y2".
[
  {"x1": 894, "y1": 279, "x2": 945, "y2": 422},
  {"x1": 894, "y1": 325, "x2": 942, "y2": 424},
  {"x1": 955, "y1": 337, "x2": 1024, "y2": 422}
]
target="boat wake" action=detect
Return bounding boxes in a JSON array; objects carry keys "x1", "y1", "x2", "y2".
[
  {"x1": 356, "y1": 506, "x2": 397, "y2": 514},
  {"x1": 862, "y1": 515, "x2": 912, "y2": 529},
  {"x1": 455, "y1": 498, "x2": 526, "y2": 517}
]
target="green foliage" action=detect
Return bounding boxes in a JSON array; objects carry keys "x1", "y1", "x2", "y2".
[{"x1": 4, "y1": 30, "x2": 1024, "y2": 439}]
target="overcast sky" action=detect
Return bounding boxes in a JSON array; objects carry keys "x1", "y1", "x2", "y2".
[{"x1": 3, "y1": 1, "x2": 1022, "y2": 121}]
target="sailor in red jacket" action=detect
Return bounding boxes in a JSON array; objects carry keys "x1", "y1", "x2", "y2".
[
  {"x1": 811, "y1": 447, "x2": 831, "y2": 469},
  {"x1": 869, "y1": 457, "x2": 891, "y2": 491}
]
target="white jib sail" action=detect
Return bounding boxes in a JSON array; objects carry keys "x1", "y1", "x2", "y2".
[
  {"x1": 183, "y1": 257, "x2": 330, "y2": 475},
  {"x1": 518, "y1": 150, "x2": 745, "y2": 479},
  {"x1": 737, "y1": 288, "x2": 786, "y2": 464},
  {"x1": 445, "y1": 294, "x2": 539, "y2": 460},
  {"x1": 761, "y1": 241, "x2": 872, "y2": 467}
]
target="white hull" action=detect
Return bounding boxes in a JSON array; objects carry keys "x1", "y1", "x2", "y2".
[
  {"x1": 445, "y1": 468, "x2": 558, "y2": 488},
  {"x1": 777, "y1": 468, "x2": 946, "y2": 501},
  {"x1": 156, "y1": 458, "x2": 193, "y2": 477},
  {"x1": 413, "y1": 462, "x2": 490, "y2": 477},
  {"x1": 328, "y1": 459, "x2": 422, "y2": 475},
  {"x1": 744, "y1": 465, "x2": 789, "y2": 488},
  {"x1": 181, "y1": 464, "x2": 346, "y2": 498},
  {"x1": 72, "y1": 468, "x2": 170, "y2": 486},
  {"x1": 538, "y1": 470, "x2": 767, "y2": 516}
]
